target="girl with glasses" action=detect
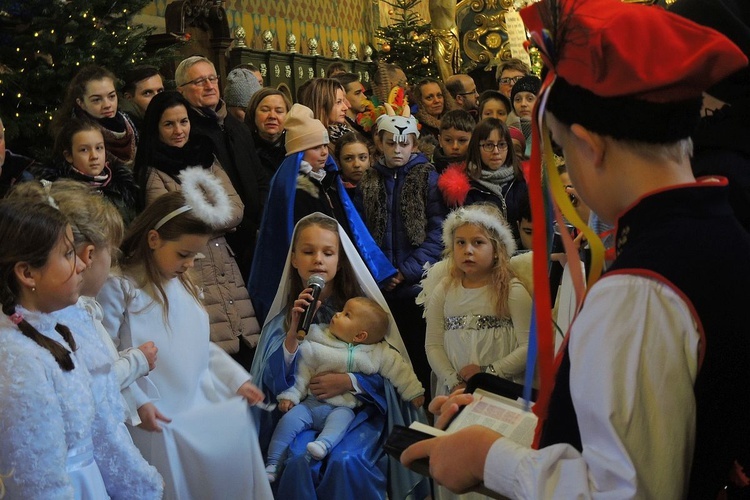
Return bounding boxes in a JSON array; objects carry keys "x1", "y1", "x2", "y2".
[{"x1": 437, "y1": 118, "x2": 528, "y2": 246}]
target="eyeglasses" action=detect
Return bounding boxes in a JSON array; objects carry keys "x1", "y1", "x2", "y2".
[
  {"x1": 499, "y1": 76, "x2": 523, "y2": 86},
  {"x1": 180, "y1": 75, "x2": 220, "y2": 87},
  {"x1": 480, "y1": 142, "x2": 509, "y2": 152},
  {"x1": 458, "y1": 89, "x2": 479, "y2": 96}
]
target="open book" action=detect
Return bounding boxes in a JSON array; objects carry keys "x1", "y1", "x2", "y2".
[
  {"x1": 410, "y1": 388, "x2": 537, "y2": 446},
  {"x1": 385, "y1": 376, "x2": 537, "y2": 499}
]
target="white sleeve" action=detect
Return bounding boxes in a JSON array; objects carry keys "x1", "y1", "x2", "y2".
[
  {"x1": 378, "y1": 347, "x2": 425, "y2": 401},
  {"x1": 483, "y1": 275, "x2": 699, "y2": 499},
  {"x1": 0, "y1": 348, "x2": 74, "y2": 498},
  {"x1": 494, "y1": 280, "x2": 531, "y2": 378},
  {"x1": 424, "y1": 282, "x2": 461, "y2": 390},
  {"x1": 208, "y1": 342, "x2": 251, "y2": 393},
  {"x1": 97, "y1": 276, "x2": 156, "y2": 414},
  {"x1": 97, "y1": 275, "x2": 130, "y2": 348},
  {"x1": 283, "y1": 340, "x2": 298, "y2": 369},
  {"x1": 278, "y1": 344, "x2": 314, "y2": 404},
  {"x1": 113, "y1": 347, "x2": 150, "y2": 390}
]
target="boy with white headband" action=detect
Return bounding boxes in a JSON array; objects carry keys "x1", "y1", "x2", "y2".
[{"x1": 401, "y1": 0, "x2": 750, "y2": 497}]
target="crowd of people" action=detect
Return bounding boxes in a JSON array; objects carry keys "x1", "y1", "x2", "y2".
[{"x1": 1, "y1": 0, "x2": 749, "y2": 498}]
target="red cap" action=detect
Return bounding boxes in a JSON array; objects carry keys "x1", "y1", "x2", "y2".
[
  {"x1": 508, "y1": 126, "x2": 526, "y2": 150},
  {"x1": 521, "y1": 0, "x2": 747, "y2": 103}
]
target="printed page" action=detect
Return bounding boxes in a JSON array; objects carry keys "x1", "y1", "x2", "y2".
[{"x1": 445, "y1": 389, "x2": 537, "y2": 447}]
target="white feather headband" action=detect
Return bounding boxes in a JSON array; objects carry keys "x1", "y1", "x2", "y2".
[
  {"x1": 153, "y1": 167, "x2": 233, "y2": 230},
  {"x1": 442, "y1": 205, "x2": 517, "y2": 257}
]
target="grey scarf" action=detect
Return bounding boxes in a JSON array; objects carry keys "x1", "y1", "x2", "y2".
[{"x1": 475, "y1": 165, "x2": 514, "y2": 200}]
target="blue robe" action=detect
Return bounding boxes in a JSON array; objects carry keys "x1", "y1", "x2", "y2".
[
  {"x1": 248, "y1": 153, "x2": 397, "y2": 324},
  {"x1": 250, "y1": 305, "x2": 429, "y2": 499}
]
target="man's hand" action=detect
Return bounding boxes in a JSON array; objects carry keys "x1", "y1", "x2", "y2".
[
  {"x1": 429, "y1": 389, "x2": 474, "y2": 430},
  {"x1": 401, "y1": 426, "x2": 501, "y2": 493}
]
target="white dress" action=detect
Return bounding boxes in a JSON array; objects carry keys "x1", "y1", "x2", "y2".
[
  {"x1": 98, "y1": 275, "x2": 273, "y2": 500},
  {"x1": 424, "y1": 279, "x2": 532, "y2": 500},
  {"x1": 0, "y1": 308, "x2": 125, "y2": 499},
  {"x1": 425, "y1": 279, "x2": 532, "y2": 397}
]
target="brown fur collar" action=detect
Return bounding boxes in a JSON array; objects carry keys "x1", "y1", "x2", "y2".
[{"x1": 360, "y1": 163, "x2": 433, "y2": 246}]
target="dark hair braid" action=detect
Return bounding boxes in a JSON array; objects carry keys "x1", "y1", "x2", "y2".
[
  {"x1": 0, "y1": 199, "x2": 78, "y2": 371},
  {"x1": 1, "y1": 302, "x2": 77, "y2": 372}
]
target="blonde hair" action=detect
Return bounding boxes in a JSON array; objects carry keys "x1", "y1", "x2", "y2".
[
  {"x1": 444, "y1": 203, "x2": 515, "y2": 317},
  {"x1": 7, "y1": 180, "x2": 124, "y2": 256},
  {"x1": 621, "y1": 137, "x2": 693, "y2": 164},
  {"x1": 119, "y1": 191, "x2": 211, "y2": 314},
  {"x1": 349, "y1": 296, "x2": 389, "y2": 344}
]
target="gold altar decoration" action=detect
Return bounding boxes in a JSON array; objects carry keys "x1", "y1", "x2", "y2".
[{"x1": 456, "y1": 0, "x2": 517, "y2": 72}]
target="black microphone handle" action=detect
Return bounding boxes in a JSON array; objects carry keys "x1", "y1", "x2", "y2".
[{"x1": 296, "y1": 283, "x2": 323, "y2": 341}]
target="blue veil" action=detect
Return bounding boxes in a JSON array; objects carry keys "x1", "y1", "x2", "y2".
[
  {"x1": 249, "y1": 213, "x2": 429, "y2": 499},
  {"x1": 247, "y1": 152, "x2": 397, "y2": 324}
]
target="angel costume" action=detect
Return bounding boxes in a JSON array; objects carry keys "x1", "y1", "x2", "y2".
[
  {"x1": 425, "y1": 274, "x2": 532, "y2": 396},
  {"x1": 98, "y1": 275, "x2": 272, "y2": 500},
  {"x1": 250, "y1": 213, "x2": 428, "y2": 500},
  {"x1": 0, "y1": 307, "x2": 162, "y2": 499}
]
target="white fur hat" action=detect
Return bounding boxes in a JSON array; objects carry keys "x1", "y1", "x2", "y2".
[{"x1": 442, "y1": 205, "x2": 517, "y2": 257}]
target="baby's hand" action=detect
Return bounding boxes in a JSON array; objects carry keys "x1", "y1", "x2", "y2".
[
  {"x1": 137, "y1": 402, "x2": 171, "y2": 432},
  {"x1": 236, "y1": 381, "x2": 264, "y2": 404},
  {"x1": 411, "y1": 395, "x2": 425, "y2": 409},
  {"x1": 138, "y1": 341, "x2": 158, "y2": 371},
  {"x1": 278, "y1": 399, "x2": 294, "y2": 413}
]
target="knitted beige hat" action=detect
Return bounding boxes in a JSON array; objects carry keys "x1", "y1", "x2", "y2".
[{"x1": 284, "y1": 104, "x2": 329, "y2": 156}]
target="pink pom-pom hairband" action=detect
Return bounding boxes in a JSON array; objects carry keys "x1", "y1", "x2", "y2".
[{"x1": 9, "y1": 312, "x2": 23, "y2": 325}]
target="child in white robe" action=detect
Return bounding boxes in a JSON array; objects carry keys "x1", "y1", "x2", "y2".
[{"x1": 98, "y1": 174, "x2": 272, "y2": 500}]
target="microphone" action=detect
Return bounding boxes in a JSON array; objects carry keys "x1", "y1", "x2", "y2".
[{"x1": 296, "y1": 274, "x2": 326, "y2": 341}]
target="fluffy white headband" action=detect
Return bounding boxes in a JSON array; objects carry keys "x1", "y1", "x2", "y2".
[
  {"x1": 180, "y1": 166, "x2": 233, "y2": 228},
  {"x1": 442, "y1": 206, "x2": 517, "y2": 257},
  {"x1": 153, "y1": 167, "x2": 233, "y2": 230}
]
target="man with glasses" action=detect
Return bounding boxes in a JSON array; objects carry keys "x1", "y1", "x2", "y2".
[
  {"x1": 446, "y1": 74, "x2": 480, "y2": 117},
  {"x1": 176, "y1": 56, "x2": 269, "y2": 281}
]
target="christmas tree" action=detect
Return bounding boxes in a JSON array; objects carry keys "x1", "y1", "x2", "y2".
[
  {"x1": 375, "y1": 0, "x2": 438, "y2": 80},
  {"x1": 0, "y1": 0, "x2": 178, "y2": 158}
]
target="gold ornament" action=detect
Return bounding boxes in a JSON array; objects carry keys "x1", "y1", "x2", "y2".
[
  {"x1": 421, "y1": 56, "x2": 429, "y2": 64},
  {"x1": 388, "y1": 9, "x2": 394, "y2": 15},
  {"x1": 382, "y1": 43, "x2": 391, "y2": 52}
]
